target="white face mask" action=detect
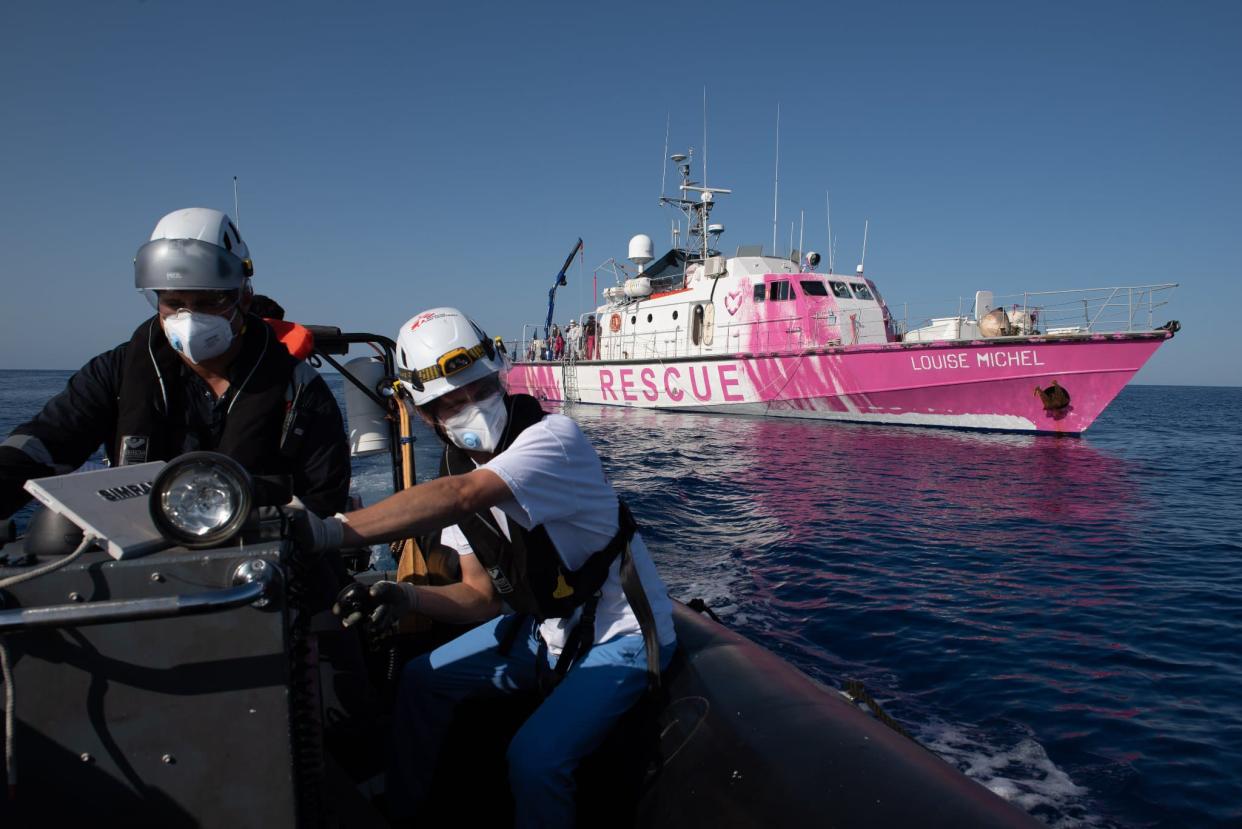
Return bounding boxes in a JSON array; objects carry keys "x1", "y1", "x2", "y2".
[
  {"x1": 440, "y1": 393, "x2": 509, "y2": 452},
  {"x1": 161, "y1": 308, "x2": 238, "y2": 364}
]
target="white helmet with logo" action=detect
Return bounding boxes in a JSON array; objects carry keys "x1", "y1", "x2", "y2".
[
  {"x1": 396, "y1": 307, "x2": 504, "y2": 406},
  {"x1": 134, "y1": 208, "x2": 253, "y2": 296}
]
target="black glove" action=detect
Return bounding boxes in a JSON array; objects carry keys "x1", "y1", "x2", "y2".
[
  {"x1": 333, "y1": 580, "x2": 418, "y2": 630},
  {"x1": 332, "y1": 582, "x2": 376, "y2": 628}
]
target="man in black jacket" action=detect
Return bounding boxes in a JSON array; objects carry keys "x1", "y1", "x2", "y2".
[{"x1": 0, "y1": 207, "x2": 350, "y2": 520}]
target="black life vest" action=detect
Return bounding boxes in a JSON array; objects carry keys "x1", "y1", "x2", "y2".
[
  {"x1": 113, "y1": 314, "x2": 297, "y2": 474},
  {"x1": 438, "y1": 393, "x2": 661, "y2": 687},
  {"x1": 439, "y1": 394, "x2": 630, "y2": 620}
]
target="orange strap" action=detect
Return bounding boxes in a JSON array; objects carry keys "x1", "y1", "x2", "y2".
[{"x1": 265, "y1": 318, "x2": 315, "y2": 360}]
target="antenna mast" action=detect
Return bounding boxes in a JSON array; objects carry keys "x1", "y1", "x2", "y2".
[
  {"x1": 826, "y1": 191, "x2": 834, "y2": 273},
  {"x1": 660, "y1": 147, "x2": 729, "y2": 264},
  {"x1": 799, "y1": 210, "x2": 805, "y2": 267},
  {"x1": 771, "y1": 103, "x2": 780, "y2": 256},
  {"x1": 702, "y1": 87, "x2": 709, "y2": 189},
  {"x1": 860, "y1": 218, "x2": 870, "y2": 272},
  {"x1": 660, "y1": 113, "x2": 670, "y2": 201},
  {"x1": 232, "y1": 176, "x2": 241, "y2": 228}
]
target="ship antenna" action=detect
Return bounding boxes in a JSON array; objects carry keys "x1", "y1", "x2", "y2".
[
  {"x1": 702, "y1": 87, "x2": 709, "y2": 189},
  {"x1": 685, "y1": 149, "x2": 694, "y2": 256},
  {"x1": 799, "y1": 210, "x2": 805, "y2": 268},
  {"x1": 859, "y1": 218, "x2": 870, "y2": 274},
  {"x1": 659, "y1": 112, "x2": 670, "y2": 202},
  {"x1": 232, "y1": 176, "x2": 241, "y2": 229},
  {"x1": 826, "y1": 191, "x2": 834, "y2": 273},
  {"x1": 771, "y1": 103, "x2": 781, "y2": 256}
]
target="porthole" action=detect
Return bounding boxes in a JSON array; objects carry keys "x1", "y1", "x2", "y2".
[
  {"x1": 672, "y1": 310, "x2": 679, "y2": 320},
  {"x1": 647, "y1": 314, "x2": 653, "y2": 323},
  {"x1": 630, "y1": 316, "x2": 636, "y2": 324}
]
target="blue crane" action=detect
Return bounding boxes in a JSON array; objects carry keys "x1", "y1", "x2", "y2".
[{"x1": 544, "y1": 238, "x2": 583, "y2": 358}]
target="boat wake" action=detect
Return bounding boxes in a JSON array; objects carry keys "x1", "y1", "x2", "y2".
[{"x1": 919, "y1": 719, "x2": 1100, "y2": 828}]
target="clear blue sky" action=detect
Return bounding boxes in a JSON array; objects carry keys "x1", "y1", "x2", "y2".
[{"x1": 2, "y1": 1, "x2": 1238, "y2": 385}]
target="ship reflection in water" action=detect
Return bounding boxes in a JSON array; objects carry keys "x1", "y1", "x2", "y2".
[{"x1": 582, "y1": 402, "x2": 1142, "y2": 620}]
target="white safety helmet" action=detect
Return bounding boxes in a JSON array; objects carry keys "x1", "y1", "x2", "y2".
[
  {"x1": 135, "y1": 208, "x2": 253, "y2": 297},
  {"x1": 396, "y1": 308, "x2": 504, "y2": 407}
]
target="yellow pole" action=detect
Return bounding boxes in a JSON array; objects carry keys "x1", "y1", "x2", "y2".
[{"x1": 393, "y1": 388, "x2": 430, "y2": 631}]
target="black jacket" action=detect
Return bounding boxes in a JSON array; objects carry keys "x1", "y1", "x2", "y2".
[{"x1": 1, "y1": 315, "x2": 350, "y2": 519}]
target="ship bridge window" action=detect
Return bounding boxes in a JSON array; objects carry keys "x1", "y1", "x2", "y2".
[
  {"x1": 770, "y1": 281, "x2": 796, "y2": 301},
  {"x1": 850, "y1": 283, "x2": 875, "y2": 301},
  {"x1": 829, "y1": 281, "x2": 852, "y2": 299},
  {"x1": 753, "y1": 284, "x2": 765, "y2": 303},
  {"x1": 800, "y1": 280, "x2": 828, "y2": 296}
]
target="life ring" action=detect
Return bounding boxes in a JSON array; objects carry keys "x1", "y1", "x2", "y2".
[{"x1": 609, "y1": 313, "x2": 621, "y2": 333}]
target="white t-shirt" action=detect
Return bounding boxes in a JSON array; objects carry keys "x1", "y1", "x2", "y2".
[{"x1": 440, "y1": 413, "x2": 676, "y2": 656}]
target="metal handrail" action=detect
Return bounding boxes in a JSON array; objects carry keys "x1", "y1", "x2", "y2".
[
  {"x1": 900, "y1": 283, "x2": 1178, "y2": 336},
  {"x1": 0, "y1": 559, "x2": 277, "y2": 633}
]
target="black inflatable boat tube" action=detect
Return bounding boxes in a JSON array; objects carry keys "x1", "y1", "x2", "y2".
[{"x1": 639, "y1": 602, "x2": 1042, "y2": 828}]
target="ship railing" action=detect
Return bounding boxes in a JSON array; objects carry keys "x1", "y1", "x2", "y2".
[
  {"x1": 1007, "y1": 283, "x2": 1178, "y2": 334},
  {"x1": 512, "y1": 315, "x2": 600, "y2": 363},
  {"x1": 514, "y1": 322, "x2": 563, "y2": 362},
  {"x1": 891, "y1": 283, "x2": 1178, "y2": 337},
  {"x1": 511, "y1": 323, "x2": 545, "y2": 362}
]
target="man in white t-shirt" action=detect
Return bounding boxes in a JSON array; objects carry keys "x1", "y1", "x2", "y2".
[{"x1": 291, "y1": 307, "x2": 676, "y2": 828}]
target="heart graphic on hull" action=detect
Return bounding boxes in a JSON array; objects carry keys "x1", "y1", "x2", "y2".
[{"x1": 724, "y1": 285, "x2": 745, "y2": 315}]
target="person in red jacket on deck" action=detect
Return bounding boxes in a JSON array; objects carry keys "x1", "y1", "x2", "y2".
[{"x1": 584, "y1": 315, "x2": 598, "y2": 360}]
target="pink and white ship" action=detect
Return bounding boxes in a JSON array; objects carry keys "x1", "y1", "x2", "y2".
[{"x1": 505, "y1": 159, "x2": 1178, "y2": 434}]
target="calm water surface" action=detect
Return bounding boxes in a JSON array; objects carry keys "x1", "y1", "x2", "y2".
[{"x1": 3, "y1": 371, "x2": 1240, "y2": 828}]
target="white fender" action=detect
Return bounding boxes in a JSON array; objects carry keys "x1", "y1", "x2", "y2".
[{"x1": 342, "y1": 357, "x2": 390, "y2": 457}]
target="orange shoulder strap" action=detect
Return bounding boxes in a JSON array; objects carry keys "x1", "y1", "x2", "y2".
[{"x1": 265, "y1": 318, "x2": 315, "y2": 360}]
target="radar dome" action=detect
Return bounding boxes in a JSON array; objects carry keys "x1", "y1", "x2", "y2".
[{"x1": 628, "y1": 234, "x2": 654, "y2": 266}]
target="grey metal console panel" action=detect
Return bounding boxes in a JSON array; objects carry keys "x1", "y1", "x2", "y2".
[{"x1": 0, "y1": 541, "x2": 309, "y2": 828}]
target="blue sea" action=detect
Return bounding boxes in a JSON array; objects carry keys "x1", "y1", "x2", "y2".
[{"x1": 2, "y1": 370, "x2": 1240, "y2": 829}]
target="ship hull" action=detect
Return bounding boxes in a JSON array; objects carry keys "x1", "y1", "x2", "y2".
[{"x1": 506, "y1": 332, "x2": 1172, "y2": 434}]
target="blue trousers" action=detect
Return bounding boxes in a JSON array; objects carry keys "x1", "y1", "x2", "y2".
[{"x1": 388, "y1": 614, "x2": 674, "y2": 829}]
